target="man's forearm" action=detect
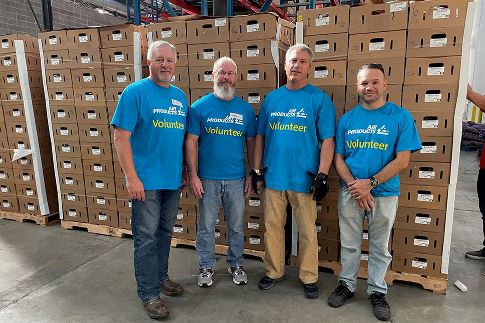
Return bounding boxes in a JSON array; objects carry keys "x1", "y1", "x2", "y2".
[
  {"x1": 253, "y1": 135, "x2": 265, "y2": 170},
  {"x1": 184, "y1": 139, "x2": 199, "y2": 177},
  {"x1": 334, "y1": 154, "x2": 354, "y2": 184},
  {"x1": 246, "y1": 138, "x2": 255, "y2": 170},
  {"x1": 467, "y1": 85, "x2": 485, "y2": 111},
  {"x1": 318, "y1": 137, "x2": 334, "y2": 174},
  {"x1": 114, "y1": 136, "x2": 138, "y2": 180},
  {"x1": 373, "y1": 152, "x2": 410, "y2": 184}
]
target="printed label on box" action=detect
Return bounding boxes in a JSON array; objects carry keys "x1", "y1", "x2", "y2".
[
  {"x1": 315, "y1": 14, "x2": 330, "y2": 26},
  {"x1": 94, "y1": 165, "x2": 103, "y2": 172},
  {"x1": 369, "y1": 42, "x2": 385, "y2": 51},
  {"x1": 79, "y1": 35, "x2": 88, "y2": 43},
  {"x1": 81, "y1": 56, "x2": 91, "y2": 64},
  {"x1": 83, "y1": 75, "x2": 93, "y2": 82},
  {"x1": 203, "y1": 51, "x2": 215, "y2": 60},
  {"x1": 20, "y1": 159, "x2": 28, "y2": 165},
  {"x1": 117, "y1": 75, "x2": 127, "y2": 83},
  {"x1": 412, "y1": 260, "x2": 427, "y2": 269},
  {"x1": 430, "y1": 37, "x2": 447, "y2": 48},
  {"x1": 316, "y1": 204, "x2": 322, "y2": 212},
  {"x1": 97, "y1": 198, "x2": 106, "y2": 205},
  {"x1": 98, "y1": 214, "x2": 108, "y2": 221},
  {"x1": 419, "y1": 170, "x2": 436, "y2": 179},
  {"x1": 171, "y1": 75, "x2": 176, "y2": 82},
  {"x1": 7, "y1": 76, "x2": 15, "y2": 83},
  {"x1": 316, "y1": 224, "x2": 322, "y2": 232},
  {"x1": 53, "y1": 75, "x2": 62, "y2": 82},
  {"x1": 433, "y1": 7, "x2": 450, "y2": 19},
  {"x1": 95, "y1": 182, "x2": 105, "y2": 189},
  {"x1": 248, "y1": 95, "x2": 260, "y2": 104},
  {"x1": 65, "y1": 179, "x2": 74, "y2": 185},
  {"x1": 249, "y1": 199, "x2": 261, "y2": 207},
  {"x1": 215, "y1": 18, "x2": 227, "y2": 27},
  {"x1": 2, "y1": 202, "x2": 10, "y2": 208},
  {"x1": 85, "y1": 94, "x2": 95, "y2": 101},
  {"x1": 88, "y1": 112, "x2": 97, "y2": 119},
  {"x1": 177, "y1": 213, "x2": 183, "y2": 220},
  {"x1": 27, "y1": 204, "x2": 35, "y2": 210},
  {"x1": 60, "y1": 129, "x2": 69, "y2": 136},
  {"x1": 249, "y1": 237, "x2": 261, "y2": 245},
  {"x1": 114, "y1": 54, "x2": 124, "y2": 62},
  {"x1": 13, "y1": 111, "x2": 21, "y2": 117},
  {"x1": 421, "y1": 145, "x2": 437, "y2": 154},
  {"x1": 215, "y1": 232, "x2": 221, "y2": 238},
  {"x1": 427, "y1": 66, "x2": 445, "y2": 76},
  {"x1": 68, "y1": 210, "x2": 77, "y2": 217},
  {"x1": 18, "y1": 143, "x2": 25, "y2": 149},
  {"x1": 112, "y1": 33, "x2": 122, "y2": 41},
  {"x1": 55, "y1": 93, "x2": 65, "y2": 100},
  {"x1": 361, "y1": 254, "x2": 369, "y2": 261},
  {"x1": 362, "y1": 232, "x2": 368, "y2": 240},
  {"x1": 0, "y1": 173, "x2": 5, "y2": 179},
  {"x1": 4, "y1": 59, "x2": 12, "y2": 66},
  {"x1": 414, "y1": 238, "x2": 430, "y2": 247},
  {"x1": 390, "y1": 2, "x2": 407, "y2": 12},
  {"x1": 22, "y1": 175, "x2": 31, "y2": 181},
  {"x1": 67, "y1": 194, "x2": 75, "y2": 201},
  {"x1": 51, "y1": 58, "x2": 60, "y2": 65},
  {"x1": 417, "y1": 193, "x2": 434, "y2": 202},
  {"x1": 425, "y1": 93, "x2": 442, "y2": 103},
  {"x1": 1, "y1": 187, "x2": 7, "y2": 193},
  {"x1": 9, "y1": 93, "x2": 18, "y2": 100},
  {"x1": 247, "y1": 23, "x2": 260, "y2": 33},
  {"x1": 15, "y1": 127, "x2": 23, "y2": 133},
  {"x1": 314, "y1": 69, "x2": 329, "y2": 78},
  {"x1": 92, "y1": 148, "x2": 101, "y2": 155},
  {"x1": 315, "y1": 43, "x2": 330, "y2": 52},
  {"x1": 415, "y1": 216, "x2": 432, "y2": 225},
  {"x1": 63, "y1": 162, "x2": 72, "y2": 169},
  {"x1": 1, "y1": 42, "x2": 8, "y2": 49},
  {"x1": 248, "y1": 222, "x2": 260, "y2": 230},
  {"x1": 204, "y1": 74, "x2": 212, "y2": 82},
  {"x1": 247, "y1": 48, "x2": 260, "y2": 57},
  {"x1": 128, "y1": 201, "x2": 132, "y2": 208},
  {"x1": 247, "y1": 73, "x2": 260, "y2": 81},
  {"x1": 173, "y1": 227, "x2": 184, "y2": 233},
  {"x1": 422, "y1": 120, "x2": 439, "y2": 128},
  {"x1": 48, "y1": 37, "x2": 57, "y2": 45},
  {"x1": 161, "y1": 30, "x2": 172, "y2": 38},
  {"x1": 90, "y1": 130, "x2": 99, "y2": 137}
]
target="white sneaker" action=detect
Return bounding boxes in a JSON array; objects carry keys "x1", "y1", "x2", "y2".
[
  {"x1": 198, "y1": 268, "x2": 214, "y2": 288},
  {"x1": 228, "y1": 266, "x2": 248, "y2": 285}
]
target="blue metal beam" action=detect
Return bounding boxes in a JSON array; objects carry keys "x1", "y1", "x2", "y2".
[
  {"x1": 260, "y1": 0, "x2": 272, "y2": 12},
  {"x1": 134, "y1": 0, "x2": 141, "y2": 25},
  {"x1": 161, "y1": 0, "x2": 177, "y2": 16},
  {"x1": 201, "y1": 0, "x2": 208, "y2": 15},
  {"x1": 309, "y1": 0, "x2": 316, "y2": 9},
  {"x1": 227, "y1": 0, "x2": 233, "y2": 16}
]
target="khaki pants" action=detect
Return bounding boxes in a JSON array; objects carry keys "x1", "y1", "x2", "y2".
[{"x1": 263, "y1": 188, "x2": 318, "y2": 284}]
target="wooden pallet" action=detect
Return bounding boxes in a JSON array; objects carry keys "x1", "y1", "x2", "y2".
[
  {"x1": 61, "y1": 220, "x2": 133, "y2": 238},
  {"x1": 0, "y1": 210, "x2": 59, "y2": 226},
  {"x1": 171, "y1": 238, "x2": 265, "y2": 260}
]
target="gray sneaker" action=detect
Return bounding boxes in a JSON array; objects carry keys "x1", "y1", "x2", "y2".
[
  {"x1": 228, "y1": 266, "x2": 248, "y2": 285},
  {"x1": 198, "y1": 268, "x2": 214, "y2": 288},
  {"x1": 465, "y1": 247, "x2": 485, "y2": 260}
]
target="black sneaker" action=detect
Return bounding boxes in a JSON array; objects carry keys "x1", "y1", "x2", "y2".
[
  {"x1": 258, "y1": 275, "x2": 286, "y2": 290},
  {"x1": 465, "y1": 248, "x2": 485, "y2": 260},
  {"x1": 303, "y1": 283, "x2": 319, "y2": 299},
  {"x1": 327, "y1": 282, "x2": 354, "y2": 308},
  {"x1": 369, "y1": 292, "x2": 391, "y2": 321}
]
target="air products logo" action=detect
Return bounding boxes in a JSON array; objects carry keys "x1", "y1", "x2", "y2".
[
  {"x1": 270, "y1": 108, "x2": 307, "y2": 118},
  {"x1": 207, "y1": 112, "x2": 244, "y2": 125}
]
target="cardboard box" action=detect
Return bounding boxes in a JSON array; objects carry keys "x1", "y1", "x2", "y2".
[
  {"x1": 73, "y1": 88, "x2": 106, "y2": 107},
  {"x1": 187, "y1": 42, "x2": 230, "y2": 67},
  {"x1": 399, "y1": 184, "x2": 448, "y2": 210},
  {"x1": 229, "y1": 13, "x2": 295, "y2": 45},
  {"x1": 76, "y1": 106, "x2": 109, "y2": 125},
  {"x1": 394, "y1": 207, "x2": 446, "y2": 233},
  {"x1": 345, "y1": 84, "x2": 402, "y2": 110},
  {"x1": 347, "y1": 57, "x2": 405, "y2": 85},
  {"x1": 61, "y1": 191, "x2": 87, "y2": 208},
  {"x1": 402, "y1": 84, "x2": 458, "y2": 111},
  {"x1": 38, "y1": 30, "x2": 68, "y2": 51},
  {"x1": 82, "y1": 159, "x2": 114, "y2": 177},
  {"x1": 16, "y1": 183, "x2": 52, "y2": 199},
  {"x1": 189, "y1": 88, "x2": 210, "y2": 104},
  {"x1": 188, "y1": 66, "x2": 214, "y2": 89},
  {"x1": 298, "y1": 6, "x2": 350, "y2": 36},
  {"x1": 404, "y1": 56, "x2": 461, "y2": 85},
  {"x1": 104, "y1": 67, "x2": 136, "y2": 87},
  {"x1": 84, "y1": 175, "x2": 116, "y2": 195},
  {"x1": 44, "y1": 68, "x2": 72, "y2": 88},
  {"x1": 67, "y1": 28, "x2": 101, "y2": 49},
  {"x1": 177, "y1": 204, "x2": 197, "y2": 222},
  {"x1": 408, "y1": 0, "x2": 469, "y2": 30},
  {"x1": 69, "y1": 49, "x2": 103, "y2": 69},
  {"x1": 148, "y1": 21, "x2": 187, "y2": 45},
  {"x1": 78, "y1": 124, "x2": 111, "y2": 143},
  {"x1": 46, "y1": 88, "x2": 75, "y2": 106},
  {"x1": 186, "y1": 18, "x2": 230, "y2": 44},
  {"x1": 105, "y1": 88, "x2": 124, "y2": 103},
  {"x1": 237, "y1": 87, "x2": 273, "y2": 115},
  {"x1": 0, "y1": 195, "x2": 19, "y2": 212},
  {"x1": 401, "y1": 161, "x2": 450, "y2": 187},
  {"x1": 349, "y1": 1, "x2": 408, "y2": 34},
  {"x1": 3, "y1": 101, "x2": 47, "y2": 122},
  {"x1": 118, "y1": 211, "x2": 132, "y2": 230},
  {"x1": 13, "y1": 168, "x2": 39, "y2": 186},
  {"x1": 81, "y1": 143, "x2": 113, "y2": 161},
  {"x1": 391, "y1": 251, "x2": 443, "y2": 277},
  {"x1": 52, "y1": 123, "x2": 79, "y2": 141},
  {"x1": 216, "y1": 208, "x2": 227, "y2": 226},
  {"x1": 1, "y1": 53, "x2": 39, "y2": 71},
  {"x1": 115, "y1": 177, "x2": 129, "y2": 199},
  {"x1": 0, "y1": 34, "x2": 38, "y2": 54},
  {"x1": 88, "y1": 206, "x2": 119, "y2": 227},
  {"x1": 0, "y1": 167, "x2": 15, "y2": 184},
  {"x1": 238, "y1": 64, "x2": 281, "y2": 89},
  {"x1": 244, "y1": 230, "x2": 265, "y2": 251},
  {"x1": 0, "y1": 138, "x2": 11, "y2": 165},
  {"x1": 410, "y1": 110, "x2": 454, "y2": 137},
  {"x1": 11, "y1": 151, "x2": 52, "y2": 170},
  {"x1": 101, "y1": 46, "x2": 138, "y2": 67},
  {"x1": 304, "y1": 33, "x2": 348, "y2": 61},
  {"x1": 62, "y1": 205, "x2": 89, "y2": 223},
  {"x1": 116, "y1": 198, "x2": 131, "y2": 213},
  {"x1": 71, "y1": 68, "x2": 105, "y2": 88},
  {"x1": 348, "y1": 30, "x2": 406, "y2": 60},
  {"x1": 406, "y1": 27, "x2": 464, "y2": 58},
  {"x1": 215, "y1": 225, "x2": 227, "y2": 245},
  {"x1": 0, "y1": 87, "x2": 44, "y2": 102},
  {"x1": 113, "y1": 161, "x2": 124, "y2": 179},
  {"x1": 60, "y1": 173, "x2": 85, "y2": 192},
  {"x1": 43, "y1": 50, "x2": 71, "y2": 70},
  {"x1": 5, "y1": 121, "x2": 49, "y2": 139},
  {"x1": 99, "y1": 24, "x2": 144, "y2": 48},
  {"x1": 231, "y1": 39, "x2": 286, "y2": 67},
  {"x1": 57, "y1": 157, "x2": 83, "y2": 175},
  {"x1": 316, "y1": 199, "x2": 339, "y2": 221},
  {"x1": 172, "y1": 221, "x2": 196, "y2": 240},
  {"x1": 244, "y1": 211, "x2": 265, "y2": 231},
  {"x1": 245, "y1": 196, "x2": 264, "y2": 214},
  {"x1": 318, "y1": 239, "x2": 339, "y2": 262},
  {"x1": 308, "y1": 60, "x2": 347, "y2": 86},
  {"x1": 21, "y1": 196, "x2": 57, "y2": 215},
  {"x1": 171, "y1": 66, "x2": 190, "y2": 89},
  {"x1": 411, "y1": 136, "x2": 453, "y2": 163},
  {"x1": 50, "y1": 105, "x2": 76, "y2": 124},
  {"x1": 0, "y1": 70, "x2": 42, "y2": 89},
  {"x1": 316, "y1": 85, "x2": 346, "y2": 111},
  {"x1": 87, "y1": 193, "x2": 117, "y2": 211},
  {"x1": 315, "y1": 219, "x2": 339, "y2": 241},
  {"x1": 174, "y1": 44, "x2": 188, "y2": 67},
  {"x1": 0, "y1": 182, "x2": 17, "y2": 195}
]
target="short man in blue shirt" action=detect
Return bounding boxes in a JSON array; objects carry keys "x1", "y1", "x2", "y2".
[
  {"x1": 185, "y1": 57, "x2": 257, "y2": 288},
  {"x1": 111, "y1": 40, "x2": 188, "y2": 320},
  {"x1": 253, "y1": 44, "x2": 336, "y2": 299},
  {"x1": 328, "y1": 64, "x2": 421, "y2": 322}
]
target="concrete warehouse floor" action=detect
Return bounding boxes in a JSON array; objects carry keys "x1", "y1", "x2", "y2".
[{"x1": 1, "y1": 151, "x2": 484, "y2": 323}]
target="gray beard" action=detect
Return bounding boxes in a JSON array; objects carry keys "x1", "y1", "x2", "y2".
[{"x1": 214, "y1": 84, "x2": 235, "y2": 99}]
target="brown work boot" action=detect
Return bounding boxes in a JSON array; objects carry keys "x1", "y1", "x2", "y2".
[
  {"x1": 143, "y1": 298, "x2": 169, "y2": 320},
  {"x1": 160, "y1": 277, "x2": 184, "y2": 296}
]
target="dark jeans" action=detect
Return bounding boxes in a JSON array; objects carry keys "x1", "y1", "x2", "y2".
[
  {"x1": 477, "y1": 169, "x2": 485, "y2": 246},
  {"x1": 131, "y1": 189, "x2": 180, "y2": 303}
]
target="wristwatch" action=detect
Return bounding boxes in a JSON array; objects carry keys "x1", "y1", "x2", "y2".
[
  {"x1": 251, "y1": 169, "x2": 262, "y2": 176},
  {"x1": 370, "y1": 176, "x2": 379, "y2": 188}
]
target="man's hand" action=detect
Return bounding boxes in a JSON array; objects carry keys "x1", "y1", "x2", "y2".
[
  {"x1": 189, "y1": 174, "x2": 204, "y2": 199},
  {"x1": 250, "y1": 168, "x2": 266, "y2": 195},
  {"x1": 181, "y1": 168, "x2": 189, "y2": 189},
  {"x1": 244, "y1": 176, "x2": 253, "y2": 198},
  {"x1": 127, "y1": 176, "x2": 145, "y2": 201},
  {"x1": 347, "y1": 179, "x2": 372, "y2": 200},
  {"x1": 356, "y1": 194, "x2": 375, "y2": 211},
  {"x1": 308, "y1": 172, "x2": 329, "y2": 201}
]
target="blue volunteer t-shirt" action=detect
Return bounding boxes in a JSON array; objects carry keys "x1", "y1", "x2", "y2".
[
  {"x1": 257, "y1": 84, "x2": 336, "y2": 193},
  {"x1": 111, "y1": 78, "x2": 188, "y2": 190},
  {"x1": 187, "y1": 93, "x2": 257, "y2": 180},
  {"x1": 335, "y1": 102, "x2": 422, "y2": 197}
]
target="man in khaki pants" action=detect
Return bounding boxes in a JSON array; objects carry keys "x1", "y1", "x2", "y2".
[{"x1": 251, "y1": 44, "x2": 336, "y2": 298}]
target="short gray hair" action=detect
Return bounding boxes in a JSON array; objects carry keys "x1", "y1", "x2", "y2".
[
  {"x1": 212, "y1": 56, "x2": 237, "y2": 74},
  {"x1": 285, "y1": 44, "x2": 314, "y2": 63},
  {"x1": 147, "y1": 40, "x2": 177, "y2": 62}
]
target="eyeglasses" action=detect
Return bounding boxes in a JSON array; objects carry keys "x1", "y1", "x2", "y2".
[{"x1": 216, "y1": 70, "x2": 236, "y2": 77}]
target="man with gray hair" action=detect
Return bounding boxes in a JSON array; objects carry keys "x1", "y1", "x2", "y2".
[
  {"x1": 111, "y1": 40, "x2": 187, "y2": 320},
  {"x1": 252, "y1": 44, "x2": 336, "y2": 298},
  {"x1": 185, "y1": 56, "x2": 257, "y2": 288}
]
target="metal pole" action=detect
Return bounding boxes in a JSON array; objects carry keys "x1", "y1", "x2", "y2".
[
  {"x1": 134, "y1": 0, "x2": 141, "y2": 25},
  {"x1": 226, "y1": 0, "x2": 233, "y2": 16},
  {"x1": 202, "y1": 0, "x2": 208, "y2": 16},
  {"x1": 41, "y1": 0, "x2": 53, "y2": 31}
]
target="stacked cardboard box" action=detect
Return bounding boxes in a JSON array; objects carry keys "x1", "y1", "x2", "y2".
[
  {"x1": 392, "y1": 0, "x2": 468, "y2": 277},
  {"x1": 39, "y1": 24, "x2": 145, "y2": 229},
  {"x1": 0, "y1": 34, "x2": 57, "y2": 215}
]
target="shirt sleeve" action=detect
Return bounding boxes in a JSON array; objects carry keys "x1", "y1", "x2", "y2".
[
  {"x1": 335, "y1": 114, "x2": 346, "y2": 156},
  {"x1": 396, "y1": 110, "x2": 422, "y2": 153},
  {"x1": 111, "y1": 85, "x2": 139, "y2": 133},
  {"x1": 186, "y1": 104, "x2": 202, "y2": 137},
  {"x1": 256, "y1": 96, "x2": 269, "y2": 136},
  {"x1": 316, "y1": 93, "x2": 336, "y2": 140}
]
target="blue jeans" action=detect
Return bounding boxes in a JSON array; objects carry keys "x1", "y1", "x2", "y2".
[
  {"x1": 338, "y1": 189, "x2": 398, "y2": 295},
  {"x1": 131, "y1": 189, "x2": 180, "y2": 303},
  {"x1": 196, "y1": 178, "x2": 245, "y2": 269}
]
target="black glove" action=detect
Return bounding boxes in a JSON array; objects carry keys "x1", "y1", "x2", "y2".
[
  {"x1": 250, "y1": 168, "x2": 266, "y2": 195},
  {"x1": 308, "y1": 172, "x2": 329, "y2": 201}
]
